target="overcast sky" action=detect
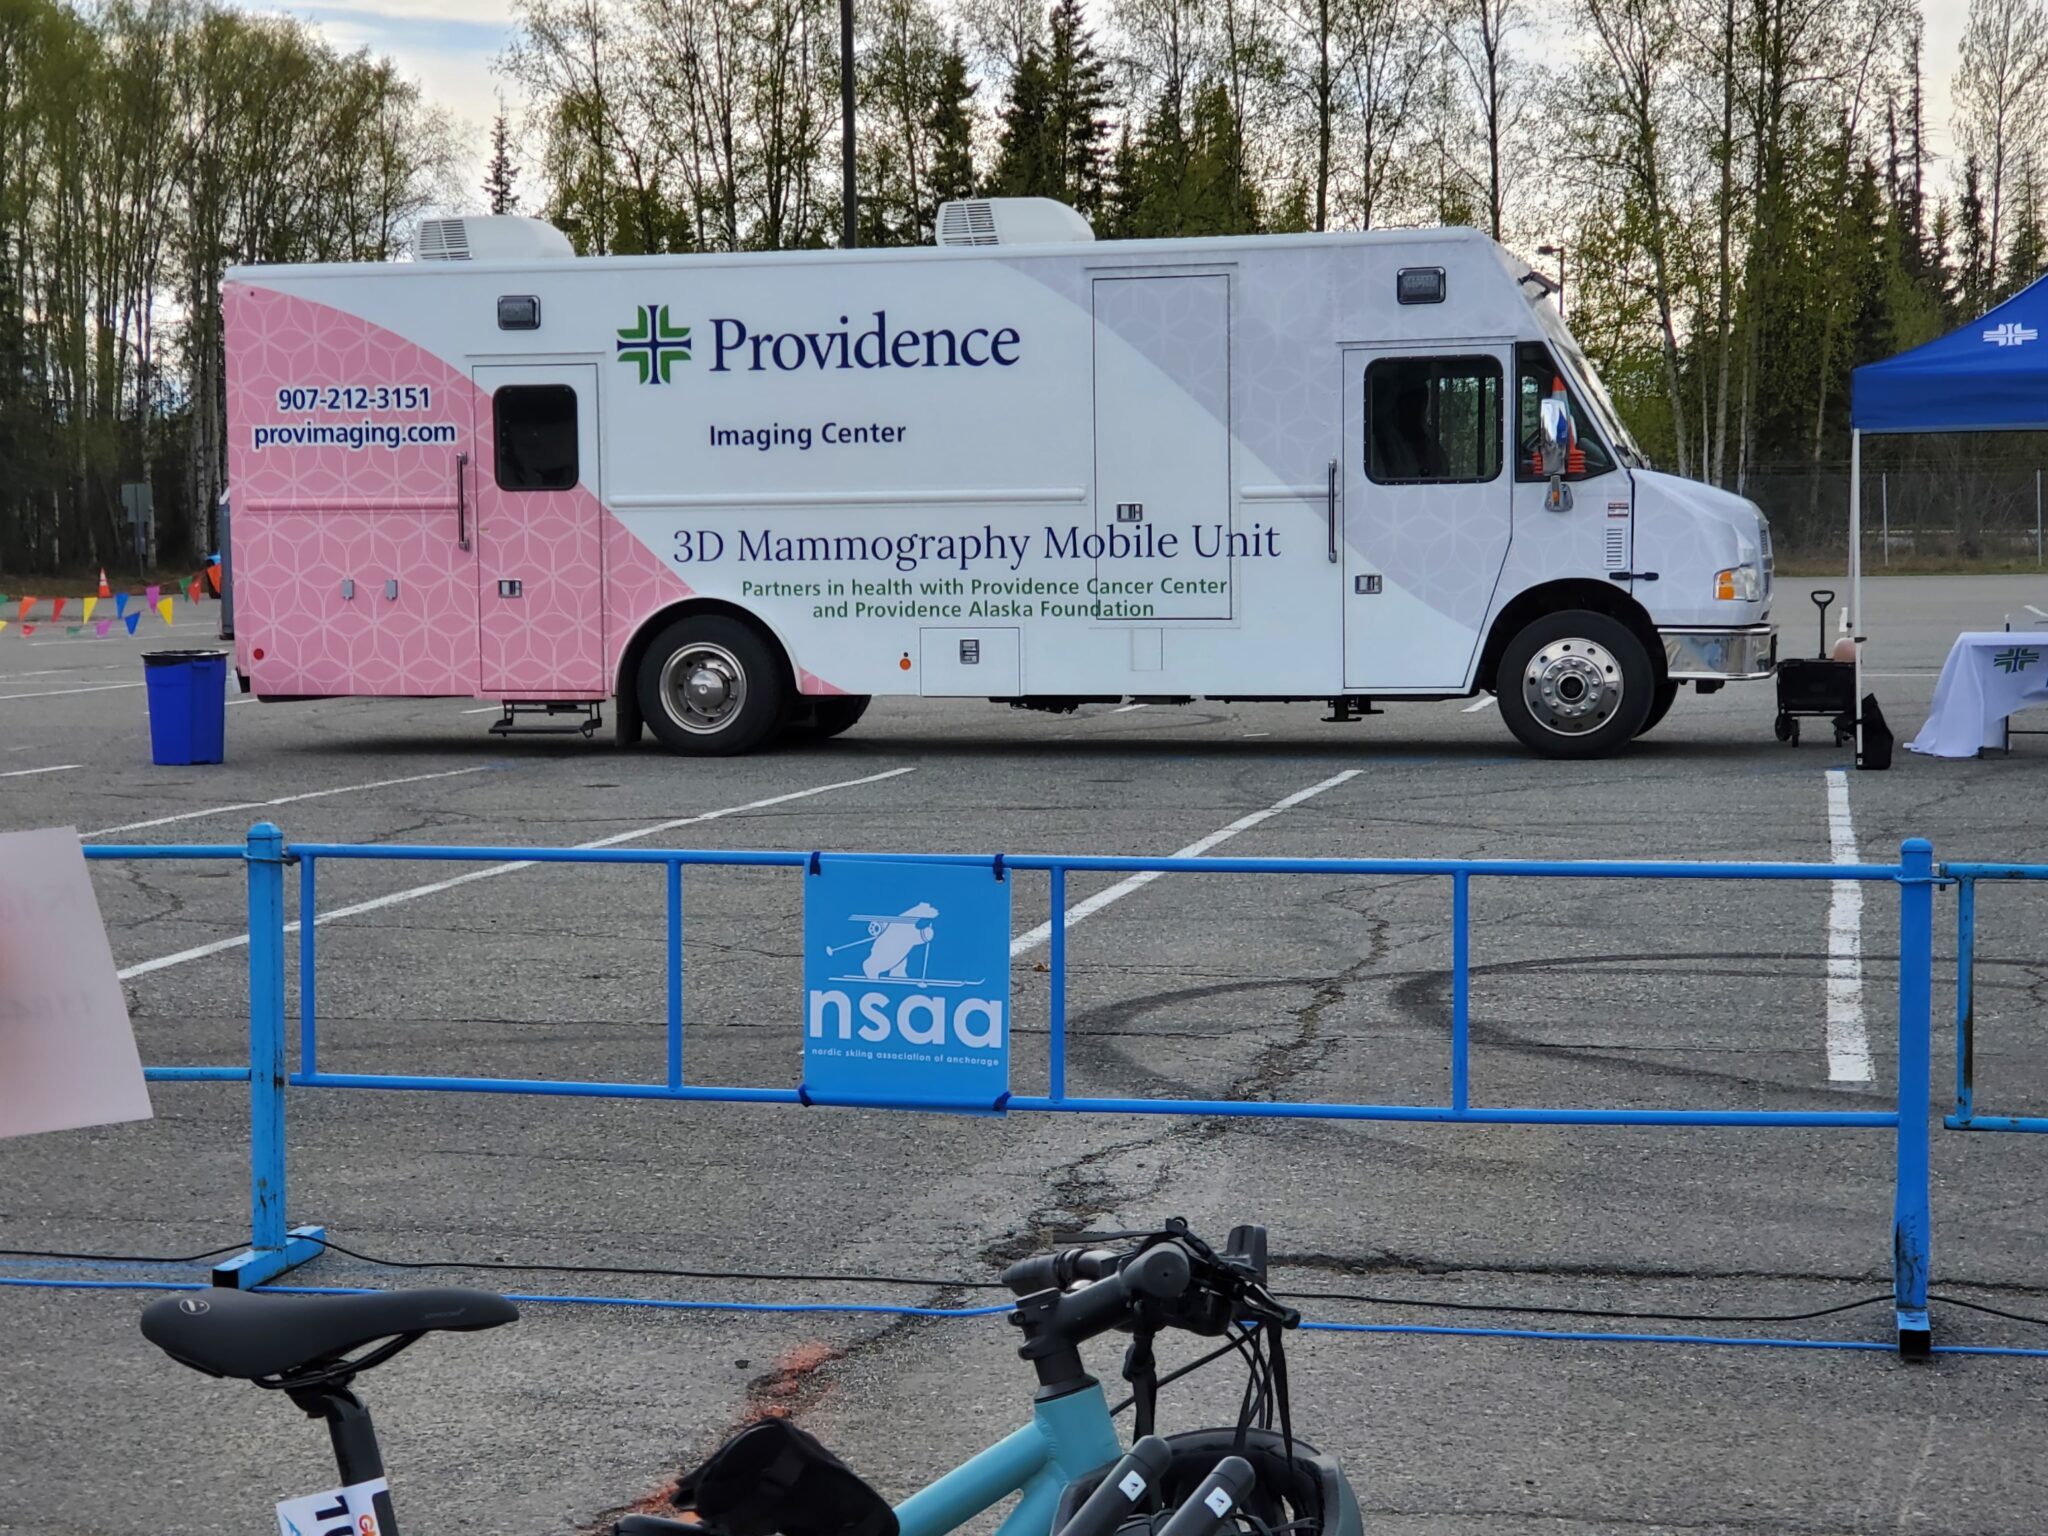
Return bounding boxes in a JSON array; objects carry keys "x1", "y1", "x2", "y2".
[{"x1": 223, "y1": 0, "x2": 1977, "y2": 217}]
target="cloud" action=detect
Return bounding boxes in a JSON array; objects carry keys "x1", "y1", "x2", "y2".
[{"x1": 220, "y1": 0, "x2": 515, "y2": 200}]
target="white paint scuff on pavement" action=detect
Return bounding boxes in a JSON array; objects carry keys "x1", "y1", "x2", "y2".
[
  {"x1": 1010, "y1": 768, "x2": 1362, "y2": 957},
  {"x1": 0, "y1": 681, "x2": 145, "y2": 702},
  {"x1": 81, "y1": 766, "x2": 494, "y2": 839},
  {"x1": 114, "y1": 765, "x2": 917, "y2": 979},
  {"x1": 1825, "y1": 767, "x2": 1873, "y2": 1083}
]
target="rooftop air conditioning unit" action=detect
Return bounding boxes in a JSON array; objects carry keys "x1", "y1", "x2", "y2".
[
  {"x1": 934, "y1": 198, "x2": 1094, "y2": 247},
  {"x1": 415, "y1": 216, "x2": 577, "y2": 263}
]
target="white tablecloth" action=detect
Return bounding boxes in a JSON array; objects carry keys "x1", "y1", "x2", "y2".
[{"x1": 1907, "y1": 631, "x2": 2048, "y2": 757}]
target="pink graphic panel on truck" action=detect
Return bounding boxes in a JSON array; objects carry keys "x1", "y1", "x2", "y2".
[
  {"x1": 224, "y1": 282, "x2": 851, "y2": 701},
  {"x1": 225, "y1": 282, "x2": 481, "y2": 695}
]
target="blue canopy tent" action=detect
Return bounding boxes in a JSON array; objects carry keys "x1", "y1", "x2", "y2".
[{"x1": 1846, "y1": 272, "x2": 2048, "y2": 754}]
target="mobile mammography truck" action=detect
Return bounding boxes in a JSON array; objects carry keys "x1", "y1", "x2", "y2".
[{"x1": 221, "y1": 198, "x2": 1775, "y2": 757}]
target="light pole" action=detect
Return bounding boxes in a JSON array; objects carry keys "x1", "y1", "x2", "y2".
[
  {"x1": 1536, "y1": 242, "x2": 1566, "y2": 322},
  {"x1": 840, "y1": 0, "x2": 857, "y2": 248}
]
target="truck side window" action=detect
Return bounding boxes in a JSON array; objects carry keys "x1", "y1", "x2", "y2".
[
  {"x1": 494, "y1": 384, "x2": 579, "y2": 490},
  {"x1": 1515, "y1": 345, "x2": 1614, "y2": 480},
  {"x1": 1365, "y1": 357, "x2": 1502, "y2": 485}
]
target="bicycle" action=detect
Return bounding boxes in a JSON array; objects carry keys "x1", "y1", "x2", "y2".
[{"x1": 139, "y1": 1218, "x2": 1362, "y2": 1536}]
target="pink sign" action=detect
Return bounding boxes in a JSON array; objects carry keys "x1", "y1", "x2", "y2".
[{"x1": 0, "y1": 828, "x2": 152, "y2": 1139}]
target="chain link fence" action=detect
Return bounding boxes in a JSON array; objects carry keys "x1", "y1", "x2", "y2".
[{"x1": 1745, "y1": 460, "x2": 2048, "y2": 566}]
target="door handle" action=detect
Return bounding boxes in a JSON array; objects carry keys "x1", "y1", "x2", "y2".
[
  {"x1": 1326, "y1": 458, "x2": 1340, "y2": 563},
  {"x1": 456, "y1": 451, "x2": 470, "y2": 551}
]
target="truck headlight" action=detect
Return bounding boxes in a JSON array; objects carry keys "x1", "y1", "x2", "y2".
[{"x1": 1714, "y1": 563, "x2": 1761, "y2": 602}]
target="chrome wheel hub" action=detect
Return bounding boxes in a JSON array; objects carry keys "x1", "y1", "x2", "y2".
[
  {"x1": 659, "y1": 643, "x2": 748, "y2": 734},
  {"x1": 1523, "y1": 637, "x2": 1622, "y2": 736}
]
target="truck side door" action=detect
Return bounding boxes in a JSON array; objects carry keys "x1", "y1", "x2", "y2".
[
  {"x1": 1340, "y1": 345, "x2": 1513, "y2": 691},
  {"x1": 470, "y1": 364, "x2": 605, "y2": 696}
]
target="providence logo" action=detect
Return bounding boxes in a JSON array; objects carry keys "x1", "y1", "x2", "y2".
[{"x1": 616, "y1": 303, "x2": 692, "y2": 383}]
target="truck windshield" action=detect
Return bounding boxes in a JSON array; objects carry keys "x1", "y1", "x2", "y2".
[{"x1": 1526, "y1": 297, "x2": 1646, "y2": 469}]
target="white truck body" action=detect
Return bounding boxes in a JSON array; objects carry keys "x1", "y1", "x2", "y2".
[{"x1": 222, "y1": 209, "x2": 1775, "y2": 754}]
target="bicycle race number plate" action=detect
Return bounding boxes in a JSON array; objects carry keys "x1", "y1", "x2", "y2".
[
  {"x1": 803, "y1": 857, "x2": 1011, "y2": 1113},
  {"x1": 275, "y1": 1476, "x2": 388, "y2": 1536}
]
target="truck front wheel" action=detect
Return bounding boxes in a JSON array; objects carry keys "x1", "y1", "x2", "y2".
[
  {"x1": 1496, "y1": 610, "x2": 1653, "y2": 759},
  {"x1": 638, "y1": 615, "x2": 789, "y2": 755}
]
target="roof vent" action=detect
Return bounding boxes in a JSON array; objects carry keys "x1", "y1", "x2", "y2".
[
  {"x1": 934, "y1": 197, "x2": 1093, "y2": 247},
  {"x1": 415, "y1": 216, "x2": 576, "y2": 263}
]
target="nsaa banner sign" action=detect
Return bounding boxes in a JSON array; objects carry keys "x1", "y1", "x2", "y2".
[{"x1": 802, "y1": 857, "x2": 1010, "y2": 1113}]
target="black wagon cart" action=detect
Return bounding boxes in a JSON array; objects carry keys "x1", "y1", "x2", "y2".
[{"x1": 1774, "y1": 588, "x2": 1856, "y2": 747}]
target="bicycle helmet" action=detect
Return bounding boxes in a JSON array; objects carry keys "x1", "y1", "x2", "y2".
[{"x1": 1053, "y1": 1429, "x2": 1362, "y2": 1536}]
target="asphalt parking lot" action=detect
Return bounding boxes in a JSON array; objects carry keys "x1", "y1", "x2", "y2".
[{"x1": 4, "y1": 575, "x2": 2048, "y2": 1535}]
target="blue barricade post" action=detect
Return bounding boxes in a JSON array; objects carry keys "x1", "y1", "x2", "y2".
[
  {"x1": 1938, "y1": 863, "x2": 2048, "y2": 1132},
  {"x1": 210, "y1": 822, "x2": 324, "y2": 1287},
  {"x1": 1893, "y1": 838, "x2": 1935, "y2": 1355}
]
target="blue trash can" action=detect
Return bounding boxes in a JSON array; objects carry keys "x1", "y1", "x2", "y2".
[{"x1": 142, "y1": 650, "x2": 228, "y2": 766}]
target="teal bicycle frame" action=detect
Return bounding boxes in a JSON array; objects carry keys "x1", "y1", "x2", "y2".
[{"x1": 893, "y1": 1383, "x2": 1123, "y2": 1536}]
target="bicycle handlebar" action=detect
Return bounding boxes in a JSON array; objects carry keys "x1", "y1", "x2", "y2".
[
  {"x1": 1002, "y1": 1246, "x2": 1123, "y2": 1296},
  {"x1": 1007, "y1": 1241, "x2": 1194, "y2": 1391}
]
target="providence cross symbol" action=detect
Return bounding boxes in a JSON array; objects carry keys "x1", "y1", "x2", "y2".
[{"x1": 617, "y1": 304, "x2": 692, "y2": 384}]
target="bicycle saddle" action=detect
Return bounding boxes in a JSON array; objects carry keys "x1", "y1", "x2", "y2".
[{"x1": 141, "y1": 1287, "x2": 517, "y2": 1381}]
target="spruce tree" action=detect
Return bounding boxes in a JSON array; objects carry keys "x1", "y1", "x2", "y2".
[
  {"x1": 992, "y1": 46, "x2": 1061, "y2": 198},
  {"x1": 484, "y1": 113, "x2": 520, "y2": 215},
  {"x1": 1045, "y1": 0, "x2": 1110, "y2": 216},
  {"x1": 1102, "y1": 124, "x2": 1147, "y2": 237},
  {"x1": 927, "y1": 44, "x2": 978, "y2": 207},
  {"x1": 1958, "y1": 155, "x2": 1994, "y2": 317},
  {"x1": 2003, "y1": 154, "x2": 2047, "y2": 298},
  {"x1": 1187, "y1": 81, "x2": 1258, "y2": 235}
]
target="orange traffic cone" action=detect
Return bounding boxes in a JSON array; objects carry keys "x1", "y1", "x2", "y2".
[{"x1": 97, "y1": 568, "x2": 111, "y2": 598}]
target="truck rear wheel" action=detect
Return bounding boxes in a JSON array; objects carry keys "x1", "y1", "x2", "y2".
[
  {"x1": 807, "y1": 695, "x2": 871, "y2": 740},
  {"x1": 1496, "y1": 610, "x2": 1653, "y2": 759},
  {"x1": 637, "y1": 615, "x2": 788, "y2": 755}
]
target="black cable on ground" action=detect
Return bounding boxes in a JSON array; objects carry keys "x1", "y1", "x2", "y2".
[
  {"x1": 1928, "y1": 1292, "x2": 2048, "y2": 1329},
  {"x1": 4, "y1": 1236, "x2": 2041, "y2": 1334},
  {"x1": 309, "y1": 1235, "x2": 1015, "y2": 1289},
  {"x1": 1278, "y1": 1287, "x2": 1896, "y2": 1326},
  {"x1": 0, "y1": 1241, "x2": 246, "y2": 1264}
]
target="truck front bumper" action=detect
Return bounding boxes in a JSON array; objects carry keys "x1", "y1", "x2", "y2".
[{"x1": 1660, "y1": 624, "x2": 1777, "y2": 681}]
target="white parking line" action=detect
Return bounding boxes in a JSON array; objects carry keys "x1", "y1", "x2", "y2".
[
  {"x1": 0, "y1": 764, "x2": 80, "y2": 779},
  {"x1": 459, "y1": 705, "x2": 500, "y2": 714},
  {"x1": 1824, "y1": 768, "x2": 1872, "y2": 1083},
  {"x1": 1462, "y1": 696, "x2": 1498, "y2": 713},
  {"x1": 0, "y1": 681, "x2": 145, "y2": 701},
  {"x1": 114, "y1": 765, "x2": 917, "y2": 980},
  {"x1": 81, "y1": 766, "x2": 495, "y2": 839},
  {"x1": 1110, "y1": 703, "x2": 1147, "y2": 714},
  {"x1": 1010, "y1": 768, "x2": 1362, "y2": 958}
]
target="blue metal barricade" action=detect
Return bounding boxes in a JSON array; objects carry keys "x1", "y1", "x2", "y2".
[{"x1": 63, "y1": 827, "x2": 1939, "y2": 1349}]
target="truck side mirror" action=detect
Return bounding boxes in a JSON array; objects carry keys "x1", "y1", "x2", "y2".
[{"x1": 1539, "y1": 387, "x2": 1574, "y2": 512}]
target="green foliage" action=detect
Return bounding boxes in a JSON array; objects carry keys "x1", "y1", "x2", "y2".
[{"x1": 0, "y1": 0, "x2": 454, "y2": 572}]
